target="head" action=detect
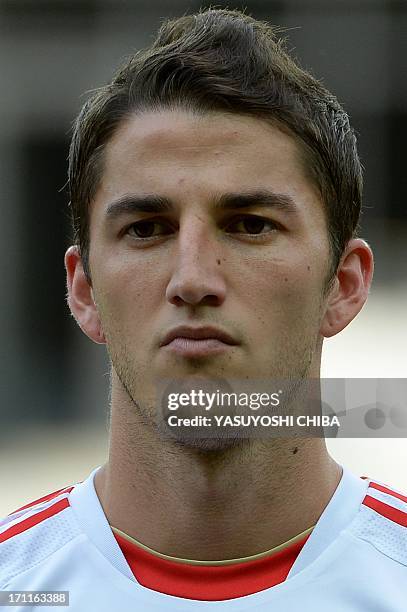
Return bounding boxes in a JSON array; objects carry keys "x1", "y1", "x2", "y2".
[
  {"x1": 65, "y1": 9, "x2": 373, "y2": 445},
  {"x1": 69, "y1": 8, "x2": 363, "y2": 284}
]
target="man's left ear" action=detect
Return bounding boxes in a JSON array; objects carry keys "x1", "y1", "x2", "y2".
[{"x1": 320, "y1": 238, "x2": 374, "y2": 338}]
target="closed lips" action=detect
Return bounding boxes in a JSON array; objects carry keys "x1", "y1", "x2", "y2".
[{"x1": 161, "y1": 326, "x2": 237, "y2": 346}]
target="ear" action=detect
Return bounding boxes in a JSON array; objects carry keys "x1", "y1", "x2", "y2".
[
  {"x1": 320, "y1": 238, "x2": 374, "y2": 338},
  {"x1": 64, "y1": 245, "x2": 106, "y2": 344}
]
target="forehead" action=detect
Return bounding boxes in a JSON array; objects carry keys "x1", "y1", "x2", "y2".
[
  {"x1": 96, "y1": 109, "x2": 322, "y2": 218},
  {"x1": 105, "y1": 109, "x2": 298, "y2": 171}
]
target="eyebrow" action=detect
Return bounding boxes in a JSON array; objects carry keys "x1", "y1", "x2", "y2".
[
  {"x1": 215, "y1": 191, "x2": 298, "y2": 214},
  {"x1": 105, "y1": 190, "x2": 299, "y2": 219},
  {"x1": 106, "y1": 195, "x2": 172, "y2": 218}
]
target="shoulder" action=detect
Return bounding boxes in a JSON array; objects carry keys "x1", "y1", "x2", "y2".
[
  {"x1": 0, "y1": 484, "x2": 81, "y2": 588},
  {"x1": 348, "y1": 476, "x2": 407, "y2": 567}
]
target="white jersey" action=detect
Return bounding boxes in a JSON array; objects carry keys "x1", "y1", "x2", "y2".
[{"x1": 1, "y1": 464, "x2": 406, "y2": 611}]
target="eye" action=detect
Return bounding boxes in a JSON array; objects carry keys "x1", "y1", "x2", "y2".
[
  {"x1": 126, "y1": 220, "x2": 173, "y2": 239},
  {"x1": 225, "y1": 215, "x2": 278, "y2": 235}
]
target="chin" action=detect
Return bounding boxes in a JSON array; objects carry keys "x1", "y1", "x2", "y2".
[{"x1": 177, "y1": 436, "x2": 249, "y2": 454}]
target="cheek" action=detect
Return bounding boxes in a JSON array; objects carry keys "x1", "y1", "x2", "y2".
[
  {"x1": 235, "y1": 255, "x2": 324, "y2": 329},
  {"x1": 91, "y1": 255, "x2": 167, "y2": 331}
]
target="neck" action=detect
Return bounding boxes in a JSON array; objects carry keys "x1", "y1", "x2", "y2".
[{"x1": 94, "y1": 385, "x2": 342, "y2": 561}]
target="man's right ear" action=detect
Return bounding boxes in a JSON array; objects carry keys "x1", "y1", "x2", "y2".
[{"x1": 64, "y1": 246, "x2": 106, "y2": 344}]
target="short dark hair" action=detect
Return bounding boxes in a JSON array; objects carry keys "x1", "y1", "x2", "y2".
[{"x1": 68, "y1": 8, "x2": 362, "y2": 283}]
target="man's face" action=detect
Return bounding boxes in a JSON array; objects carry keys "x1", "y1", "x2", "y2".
[{"x1": 87, "y1": 109, "x2": 332, "y2": 415}]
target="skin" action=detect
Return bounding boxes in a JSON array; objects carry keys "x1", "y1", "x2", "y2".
[{"x1": 65, "y1": 109, "x2": 374, "y2": 560}]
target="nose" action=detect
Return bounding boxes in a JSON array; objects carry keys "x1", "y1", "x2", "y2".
[{"x1": 165, "y1": 219, "x2": 227, "y2": 308}]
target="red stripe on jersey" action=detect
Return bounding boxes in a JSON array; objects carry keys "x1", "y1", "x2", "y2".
[
  {"x1": 368, "y1": 481, "x2": 407, "y2": 504},
  {"x1": 10, "y1": 486, "x2": 74, "y2": 515},
  {"x1": 363, "y1": 495, "x2": 407, "y2": 528},
  {"x1": 0, "y1": 498, "x2": 70, "y2": 544}
]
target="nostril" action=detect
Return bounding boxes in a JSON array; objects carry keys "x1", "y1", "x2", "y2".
[
  {"x1": 168, "y1": 293, "x2": 223, "y2": 308},
  {"x1": 204, "y1": 294, "x2": 222, "y2": 307}
]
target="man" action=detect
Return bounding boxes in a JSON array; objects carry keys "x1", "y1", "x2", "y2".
[{"x1": 1, "y1": 8, "x2": 406, "y2": 610}]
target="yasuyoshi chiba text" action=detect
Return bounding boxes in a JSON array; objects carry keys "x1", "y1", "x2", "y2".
[{"x1": 167, "y1": 414, "x2": 340, "y2": 428}]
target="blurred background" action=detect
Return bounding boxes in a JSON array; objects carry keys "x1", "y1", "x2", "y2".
[{"x1": 0, "y1": 0, "x2": 406, "y2": 515}]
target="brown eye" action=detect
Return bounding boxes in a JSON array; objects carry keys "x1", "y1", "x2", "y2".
[
  {"x1": 127, "y1": 220, "x2": 172, "y2": 238},
  {"x1": 241, "y1": 217, "x2": 267, "y2": 234},
  {"x1": 227, "y1": 216, "x2": 277, "y2": 235},
  {"x1": 131, "y1": 221, "x2": 156, "y2": 237}
]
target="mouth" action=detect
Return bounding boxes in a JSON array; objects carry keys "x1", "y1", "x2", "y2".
[{"x1": 160, "y1": 326, "x2": 238, "y2": 358}]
